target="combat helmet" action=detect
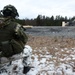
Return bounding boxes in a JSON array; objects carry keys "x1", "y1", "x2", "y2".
[{"x1": 1, "y1": 4, "x2": 19, "y2": 18}]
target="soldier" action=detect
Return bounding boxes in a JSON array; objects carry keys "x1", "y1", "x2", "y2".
[{"x1": 0, "y1": 4, "x2": 32, "y2": 74}]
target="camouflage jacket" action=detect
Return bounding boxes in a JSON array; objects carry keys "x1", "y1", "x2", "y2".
[{"x1": 0, "y1": 17, "x2": 28, "y2": 57}]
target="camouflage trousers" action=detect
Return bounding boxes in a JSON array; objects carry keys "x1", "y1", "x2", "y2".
[{"x1": 0, "y1": 45, "x2": 32, "y2": 74}]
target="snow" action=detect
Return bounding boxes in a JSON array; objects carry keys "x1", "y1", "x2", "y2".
[{"x1": 0, "y1": 45, "x2": 75, "y2": 75}]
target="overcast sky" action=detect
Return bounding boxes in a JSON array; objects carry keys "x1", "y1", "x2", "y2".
[{"x1": 0, "y1": 0, "x2": 75, "y2": 19}]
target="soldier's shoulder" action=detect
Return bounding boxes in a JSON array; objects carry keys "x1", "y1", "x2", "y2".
[{"x1": 0, "y1": 17, "x2": 5, "y2": 24}]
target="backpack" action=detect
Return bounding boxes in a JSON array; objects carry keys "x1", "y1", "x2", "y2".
[{"x1": 0, "y1": 18, "x2": 28, "y2": 57}]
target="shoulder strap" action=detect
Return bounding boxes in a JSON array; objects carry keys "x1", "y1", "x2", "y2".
[
  {"x1": 0, "y1": 18, "x2": 5, "y2": 28},
  {"x1": 0, "y1": 18, "x2": 10, "y2": 29},
  {"x1": 0, "y1": 17, "x2": 14, "y2": 29}
]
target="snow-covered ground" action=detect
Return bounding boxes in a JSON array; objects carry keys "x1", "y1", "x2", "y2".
[
  {"x1": 28, "y1": 46, "x2": 75, "y2": 75},
  {"x1": 0, "y1": 44, "x2": 75, "y2": 75},
  {"x1": 27, "y1": 36, "x2": 75, "y2": 75}
]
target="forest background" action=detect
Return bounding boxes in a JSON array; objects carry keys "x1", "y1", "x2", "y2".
[
  {"x1": 1, "y1": 14, "x2": 75, "y2": 26},
  {"x1": 16, "y1": 15, "x2": 75, "y2": 26}
]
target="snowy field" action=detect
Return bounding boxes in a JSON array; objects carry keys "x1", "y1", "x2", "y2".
[
  {"x1": 0, "y1": 26, "x2": 75, "y2": 75},
  {"x1": 31, "y1": 47, "x2": 75, "y2": 75},
  {"x1": 26, "y1": 36, "x2": 75, "y2": 75},
  {"x1": 1, "y1": 43, "x2": 75, "y2": 75}
]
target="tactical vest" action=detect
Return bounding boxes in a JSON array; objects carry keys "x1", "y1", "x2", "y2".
[
  {"x1": 0, "y1": 18, "x2": 28, "y2": 57},
  {"x1": 0, "y1": 22, "x2": 15, "y2": 42}
]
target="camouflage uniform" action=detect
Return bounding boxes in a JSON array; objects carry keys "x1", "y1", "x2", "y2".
[
  {"x1": 0, "y1": 4, "x2": 31, "y2": 74},
  {"x1": 0, "y1": 4, "x2": 28, "y2": 57}
]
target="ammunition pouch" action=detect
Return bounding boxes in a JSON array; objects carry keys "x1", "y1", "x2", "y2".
[
  {"x1": 1, "y1": 41, "x2": 13, "y2": 57},
  {"x1": 10, "y1": 39, "x2": 24, "y2": 55},
  {"x1": 0, "y1": 39, "x2": 24, "y2": 57}
]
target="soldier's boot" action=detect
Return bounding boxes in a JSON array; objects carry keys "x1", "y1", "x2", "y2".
[{"x1": 23, "y1": 66, "x2": 34, "y2": 74}]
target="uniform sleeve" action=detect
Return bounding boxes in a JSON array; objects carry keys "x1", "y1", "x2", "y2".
[{"x1": 14, "y1": 24, "x2": 28, "y2": 44}]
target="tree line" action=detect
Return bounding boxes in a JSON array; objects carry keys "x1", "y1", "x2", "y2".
[{"x1": 0, "y1": 14, "x2": 75, "y2": 26}]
